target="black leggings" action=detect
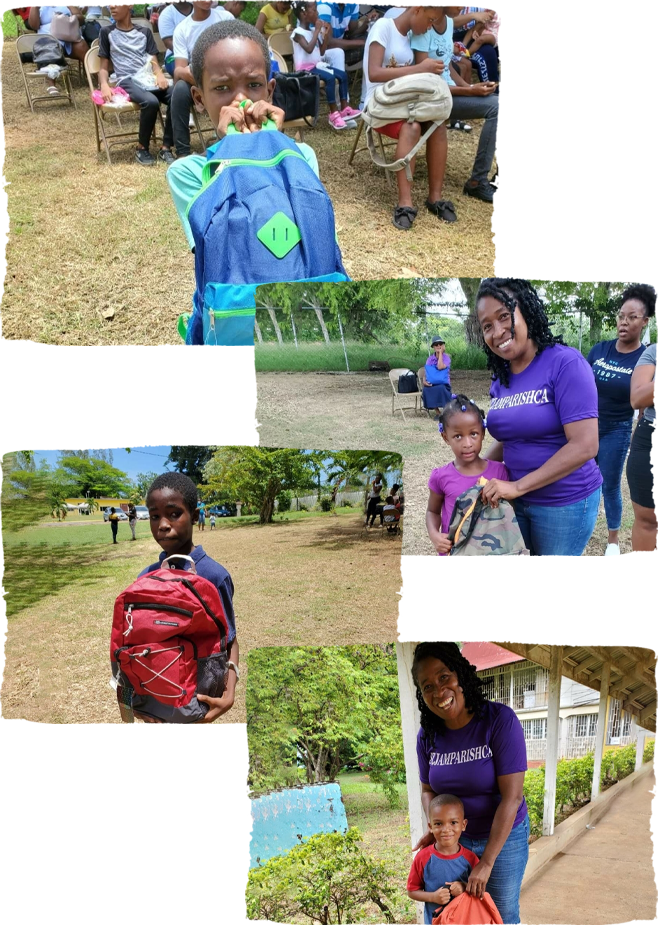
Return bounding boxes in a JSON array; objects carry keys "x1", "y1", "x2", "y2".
[
  {"x1": 627, "y1": 417, "x2": 655, "y2": 509},
  {"x1": 367, "y1": 498, "x2": 383, "y2": 525},
  {"x1": 120, "y1": 78, "x2": 173, "y2": 150}
]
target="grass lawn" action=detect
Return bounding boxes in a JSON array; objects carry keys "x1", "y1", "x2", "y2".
[
  {"x1": 257, "y1": 370, "x2": 636, "y2": 556},
  {"x1": 339, "y1": 770, "x2": 415, "y2": 924},
  {"x1": 1, "y1": 30, "x2": 494, "y2": 346},
  {"x1": 2, "y1": 511, "x2": 401, "y2": 724}
]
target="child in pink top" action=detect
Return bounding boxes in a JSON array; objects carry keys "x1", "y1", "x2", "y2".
[{"x1": 426, "y1": 393, "x2": 509, "y2": 555}]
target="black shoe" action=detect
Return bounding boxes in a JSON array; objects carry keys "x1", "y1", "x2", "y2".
[
  {"x1": 392, "y1": 205, "x2": 418, "y2": 230},
  {"x1": 463, "y1": 179, "x2": 495, "y2": 203},
  {"x1": 135, "y1": 147, "x2": 155, "y2": 166},
  {"x1": 426, "y1": 199, "x2": 457, "y2": 223},
  {"x1": 158, "y1": 147, "x2": 176, "y2": 166}
]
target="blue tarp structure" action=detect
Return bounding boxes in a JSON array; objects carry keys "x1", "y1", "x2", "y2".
[{"x1": 250, "y1": 782, "x2": 348, "y2": 868}]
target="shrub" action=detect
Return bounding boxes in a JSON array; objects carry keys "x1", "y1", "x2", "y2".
[
  {"x1": 319, "y1": 496, "x2": 335, "y2": 512},
  {"x1": 276, "y1": 489, "x2": 292, "y2": 513},
  {"x1": 342, "y1": 499, "x2": 353, "y2": 508},
  {"x1": 643, "y1": 738, "x2": 655, "y2": 763},
  {"x1": 299, "y1": 504, "x2": 309, "y2": 512},
  {"x1": 246, "y1": 829, "x2": 399, "y2": 924},
  {"x1": 362, "y1": 725, "x2": 406, "y2": 809}
]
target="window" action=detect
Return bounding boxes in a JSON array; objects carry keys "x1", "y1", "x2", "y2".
[
  {"x1": 521, "y1": 718, "x2": 547, "y2": 740},
  {"x1": 574, "y1": 714, "x2": 597, "y2": 737}
]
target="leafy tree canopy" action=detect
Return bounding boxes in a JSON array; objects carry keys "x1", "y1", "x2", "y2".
[
  {"x1": 57, "y1": 455, "x2": 131, "y2": 499},
  {"x1": 167, "y1": 446, "x2": 213, "y2": 483}
]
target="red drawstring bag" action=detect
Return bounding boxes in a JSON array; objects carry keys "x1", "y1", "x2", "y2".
[{"x1": 433, "y1": 891, "x2": 503, "y2": 924}]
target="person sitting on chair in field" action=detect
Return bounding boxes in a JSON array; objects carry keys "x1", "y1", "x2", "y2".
[{"x1": 28, "y1": 6, "x2": 90, "y2": 94}]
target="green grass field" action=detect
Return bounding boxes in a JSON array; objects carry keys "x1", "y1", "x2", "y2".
[{"x1": 254, "y1": 339, "x2": 488, "y2": 373}]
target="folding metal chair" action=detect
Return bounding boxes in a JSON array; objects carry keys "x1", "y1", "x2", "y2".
[{"x1": 16, "y1": 33, "x2": 76, "y2": 111}]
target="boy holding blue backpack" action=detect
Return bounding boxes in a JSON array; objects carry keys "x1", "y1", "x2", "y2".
[{"x1": 166, "y1": 18, "x2": 347, "y2": 345}]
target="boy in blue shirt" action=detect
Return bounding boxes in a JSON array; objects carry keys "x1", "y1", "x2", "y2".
[
  {"x1": 166, "y1": 18, "x2": 319, "y2": 252},
  {"x1": 407, "y1": 794, "x2": 479, "y2": 924},
  {"x1": 140, "y1": 471, "x2": 239, "y2": 723}
]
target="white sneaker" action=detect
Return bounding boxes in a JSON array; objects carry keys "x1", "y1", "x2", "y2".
[{"x1": 604, "y1": 543, "x2": 621, "y2": 556}]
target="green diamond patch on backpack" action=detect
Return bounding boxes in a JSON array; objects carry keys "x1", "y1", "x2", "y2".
[{"x1": 257, "y1": 211, "x2": 301, "y2": 259}]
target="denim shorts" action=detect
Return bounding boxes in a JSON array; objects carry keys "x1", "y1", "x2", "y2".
[{"x1": 460, "y1": 814, "x2": 530, "y2": 924}]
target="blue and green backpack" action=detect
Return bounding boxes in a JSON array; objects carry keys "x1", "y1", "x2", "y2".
[{"x1": 181, "y1": 118, "x2": 348, "y2": 345}]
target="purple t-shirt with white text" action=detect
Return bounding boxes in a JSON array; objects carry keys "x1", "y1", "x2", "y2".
[
  {"x1": 417, "y1": 701, "x2": 528, "y2": 839},
  {"x1": 487, "y1": 344, "x2": 603, "y2": 505}
]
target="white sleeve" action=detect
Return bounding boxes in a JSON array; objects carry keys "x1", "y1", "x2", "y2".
[{"x1": 172, "y1": 21, "x2": 189, "y2": 61}]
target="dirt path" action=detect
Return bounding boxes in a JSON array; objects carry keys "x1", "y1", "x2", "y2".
[
  {"x1": 2, "y1": 515, "x2": 401, "y2": 724},
  {"x1": 257, "y1": 372, "x2": 635, "y2": 556}
]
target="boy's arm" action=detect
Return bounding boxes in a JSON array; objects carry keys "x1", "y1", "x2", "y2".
[
  {"x1": 167, "y1": 157, "x2": 204, "y2": 250},
  {"x1": 98, "y1": 57, "x2": 115, "y2": 102},
  {"x1": 174, "y1": 58, "x2": 195, "y2": 85},
  {"x1": 197, "y1": 638, "x2": 239, "y2": 722},
  {"x1": 408, "y1": 887, "x2": 452, "y2": 906},
  {"x1": 150, "y1": 54, "x2": 169, "y2": 90}
]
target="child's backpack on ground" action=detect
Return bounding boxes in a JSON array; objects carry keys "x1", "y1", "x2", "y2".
[
  {"x1": 110, "y1": 556, "x2": 229, "y2": 723},
  {"x1": 448, "y1": 477, "x2": 529, "y2": 556},
  {"x1": 180, "y1": 118, "x2": 349, "y2": 346},
  {"x1": 433, "y1": 891, "x2": 503, "y2": 924}
]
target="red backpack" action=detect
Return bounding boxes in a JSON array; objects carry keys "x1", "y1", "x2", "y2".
[
  {"x1": 110, "y1": 556, "x2": 229, "y2": 723},
  {"x1": 433, "y1": 891, "x2": 503, "y2": 924}
]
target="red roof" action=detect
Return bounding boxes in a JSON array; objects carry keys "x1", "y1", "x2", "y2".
[{"x1": 461, "y1": 642, "x2": 525, "y2": 671}]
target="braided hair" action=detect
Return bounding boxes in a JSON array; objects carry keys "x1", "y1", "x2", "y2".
[
  {"x1": 411, "y1": 642, "x2": 488, "y2": 738},
  {"x1": 476, "y1": 278, "x2": 564, "y2": 388},
  {"x1": 620, "y1": 283, "x2": 656, "y2": 318},
  {"x1": 438, "y1": 394, "x2": 486, "y2": 434}
]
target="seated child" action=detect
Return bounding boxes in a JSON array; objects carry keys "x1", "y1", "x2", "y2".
[
  {"x1": 407, "y1": 794, "x2": 479, "y2": 924},
  {"x1": 255, "y1": 1, "x2": 295, "y2": 35},
  {"x1": 426, "y1": 394, "x2": 509, "y2": 555},
  {"x1": 362, "y1": 6, "x2": 455, "y2": 230},
  {"x1": 98, "y1": 4, "x2": 175, "y2": 166},
  {"x1": 139, "y1": 472, "x2": 239, "y2": 723},
  {"x1": 463, "y1": 9, "x2": 499, "y2": 56},
  {"x1": 291, "y1": 2, "x2": 362, "y2": 130},
  {"x1": 382, "y1": 495, "x2": 400, "y2": 532},
  {"x1": 166, "y1": 18, "x2": 321, "y2": 253}
]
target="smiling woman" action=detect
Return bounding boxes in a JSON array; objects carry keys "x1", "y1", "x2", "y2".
[
  {"x1": 475, "y1": 278, "x2": 603, "y2": 556},
  {"x1": 411, "y1": 642, "x2": 529, "y2": 925}
]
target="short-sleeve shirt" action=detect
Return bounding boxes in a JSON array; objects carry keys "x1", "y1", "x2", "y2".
[
  {"x1": 37, "y1": 6, "x2": 73, "y2": 34},
  {"x1": 259, "y1": 3, "x2": 294, "y2": 35},
  {"x1": 487, "y1": 344, "x2": 603, "y2": 506},
  {"x1": 167, "y1": 142, "x2": 320, "y2": 251},
  {"x1": 425, "y1": 353, "x2": 451, "y2": 385},
  {"x1": 428, "y1": 460, "x2": 509, "y2": 539},
  {"x1": 417, "y1": 701, "x2": 529, "y2": 839},
  {"x1": 362, "y1": 15, "x2": 415, "y2": 106},
  {"x1": 157, "y1": 3, "x2": 190, "y2": 41},
  {"x1": 99, "y1": 23, "x2": 159, "y2": 79},
  {"x1": 636, "y1": 343, "x2": 656, "y2": 424},
  {"x1": 410, "y1": 18, "x2": 456, "y2": 86},
  {"x1": 317, "y1": 2, "x2": 359, "y2": 38},
  {"x1": 291, "y1": 26, "x2": 322, "y2": 70},
  {"x1": 408, "y1": 845, "x2": 479, "y2": 924},
  {"x1": 172, "y1": 7, "x2": 233, "y2": 62},
  {"x1": 139, "y1": 545, "x2": 237, "y2": 643},
  {"x1": 587, "y1": 339, "x2": 645, "y2": 423}
]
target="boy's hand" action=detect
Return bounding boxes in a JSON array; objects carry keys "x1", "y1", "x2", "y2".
[
  {"x1": 470, "y1": 81, "x2": 497, "y2": 96},
  {"x1": 196, "y1": 688, "x2": 235, "y2": 723},
  {"x1": 432, "y1": 887, "x2": 451, "y2": 905},
  {"x1": 418, "y1": 58, "x2": 445, "y2": 75},
  {"x1": 100, "y1": 83, "x2": 114, "y2": 103},
  {"x1": 433, "y1": 533, "x2": 453, "y2": 555},
  {"x1": 243, "y1": 100, "x2": 285, "y2": 132},
  {"x1": 156, "y1": 72, "x2": 169, "y2": 90},
  {"x1": 217, "y1": 101, "x2": 249, "y2": 136},
  {"x1": 449, "y1": 881, "x2": 465, "y2": 897}
]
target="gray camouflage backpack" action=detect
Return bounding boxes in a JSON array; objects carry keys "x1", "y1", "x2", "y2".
[{"x1": 448, "y1": 479, "x2": 529, "y2": 556}]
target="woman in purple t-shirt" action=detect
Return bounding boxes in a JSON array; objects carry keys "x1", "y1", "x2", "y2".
[
  {"x1": 412, "y1": 642, "x2": 530, "y2": 924},
  {"x1": 476, "y1": 278, "x2": 603, "y2": 556}
]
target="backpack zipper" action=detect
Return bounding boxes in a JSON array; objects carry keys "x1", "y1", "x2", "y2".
[
  {"x1": 208, "y1": 307, "x2": 255, "y2": 334},
  {"x1": 124, "y1": 603, "x2": 194, "y2": 617},
  {"x1": 186, "y1": 148, "x2": 308, "y2": 218}
]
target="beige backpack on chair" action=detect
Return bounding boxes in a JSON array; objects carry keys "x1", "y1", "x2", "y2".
[{"x1": 361, "y1": 73, "x2": 453, "y2": 180}]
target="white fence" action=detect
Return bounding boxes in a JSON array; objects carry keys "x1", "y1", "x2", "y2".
[{"x1": 275, "y1": 490, "x2": 365, "y2": 511}]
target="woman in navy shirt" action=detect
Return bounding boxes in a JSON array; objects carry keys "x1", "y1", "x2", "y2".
[
  {"x1": 587, "y1": 284, "x2": 655, "y2": 556},
  {"x1": 412, "y1": 642, "x2": 529, "y2": 924}
]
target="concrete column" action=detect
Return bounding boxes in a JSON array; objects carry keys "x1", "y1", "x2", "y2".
[
  {"x1": 396, "y1": 643, "x2": 425, "y2": 848},
  {"x1": 591, "y1": 661, "x2": 611, "y2": 800},
  {"x1": 235, "y1": 502, "x2": 243, "y2": 517},
  {"x1": 542, "y1": 645, "x2": 563, "y2": 837},
  {"x1": 635, "y1": 724, "x2": 647, "y2": 772}
]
